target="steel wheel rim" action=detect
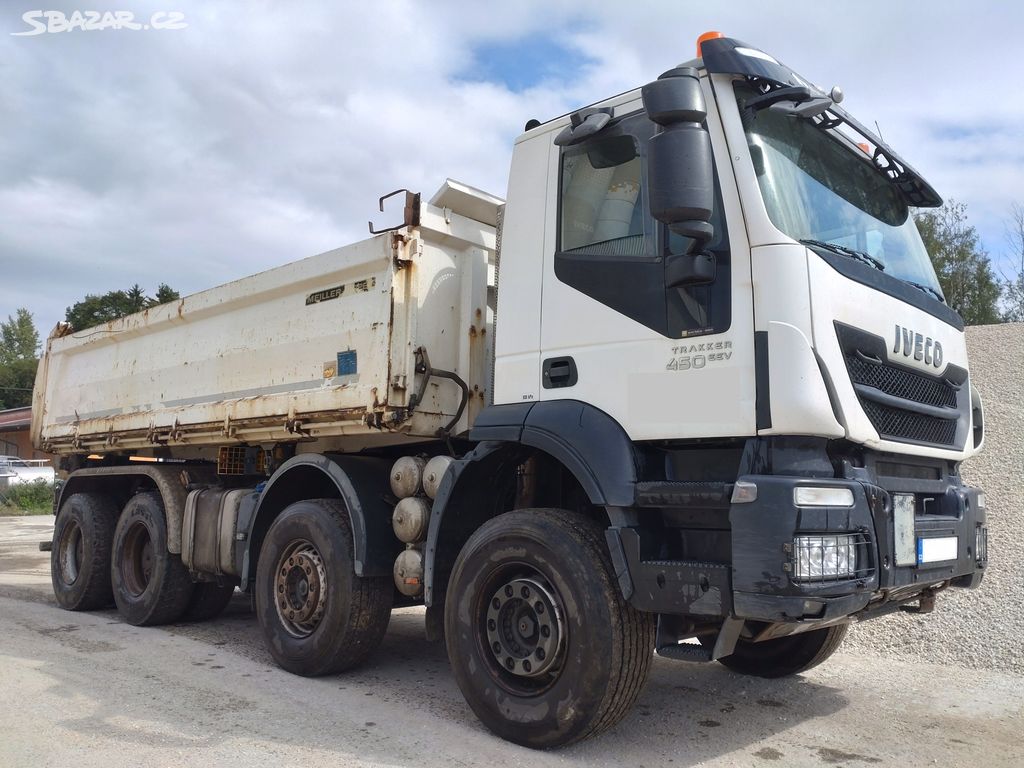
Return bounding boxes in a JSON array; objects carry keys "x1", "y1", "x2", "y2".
[
  {"x1": 274, "y1": 539, "x2": 328, "y2": 638},
  {"x1": 122, "y1": 520, "x2": 154, "y2": 597},
  {"x1": 58, "y1": 520, "x2": 83, "y2": 586},
  {"x1": 479, "y1": 567, "x2": 567, "y2": 694}
]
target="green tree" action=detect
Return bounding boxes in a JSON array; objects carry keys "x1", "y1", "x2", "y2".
[
  {"x1": 0, "y1": 358, "x2": 37, "y2": 409},
  {"x1": 153, "y1": 283, "x2": 179, "y2": 305},
  {"x1": 125, "y1": 283, "x2": 147, "y2": 313},
  {"x1": 1002, "y1": 202, "x2": 1024, "y2": 323},
  {"x1": 914, "y1": 201, "x2": 1002, "y2": 325},
  {"x1": 0, "y1": 309, "x2": 39, "y2": 409},
  {"x1": 0, "y1": 308, "x2": 40, "y2": 365},
  {"x1": 65, "y1": 284, "x2": 181, "y2": 331}
]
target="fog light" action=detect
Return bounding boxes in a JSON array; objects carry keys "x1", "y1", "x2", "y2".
[
  {"x1": 794, "y1": 486, "x2": 855, "y2": 507},
  {"x1": 975, "y1": 525, "x2": 988, "y2": 563},
  {"x1": 792, "y1": 534, "x2": 860, "y2": 582}
]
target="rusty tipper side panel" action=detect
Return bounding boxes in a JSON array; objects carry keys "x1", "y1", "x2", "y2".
[{"x1": 32, "y1": 183, "x2": 500, "y2": 455}]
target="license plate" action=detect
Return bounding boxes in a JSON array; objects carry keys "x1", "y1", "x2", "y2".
[
  {"x1": 917, "y1": 536, "x2": 958, "y2": 564},
  {"x1": 893, "y1": 494, "x2": 916, "y2": 566}
]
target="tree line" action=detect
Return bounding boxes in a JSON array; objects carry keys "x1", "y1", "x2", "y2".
[{"x1": 914, "y1": 201, "x2": 1023, "y2": 325}]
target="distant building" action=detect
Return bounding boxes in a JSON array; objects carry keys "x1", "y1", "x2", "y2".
[{"x1": 0, "y1": 407, "x2": 47, "y2": 460}]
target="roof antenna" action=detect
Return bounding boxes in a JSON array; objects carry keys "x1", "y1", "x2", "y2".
[{"x1": 874, "y1": 120, "x2": 885, "y2": 142}]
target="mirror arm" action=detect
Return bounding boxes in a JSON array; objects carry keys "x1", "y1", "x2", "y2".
[{"x1": 742, "y1": 85, "x2": 833, "y2": 123}]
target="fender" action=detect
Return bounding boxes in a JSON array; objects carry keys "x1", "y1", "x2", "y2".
[
  {"x1": 57, "y1": 465, "x2": 215, "y2": 554},
  {"x1": 423, "y1": 441, "x2": 516, "y2": 605},
  {"x1": 423, "y1": 401, "x2": 640, "y2": 605},
  {"x1": 472, "y1": 400, "x2": 639, "y2": 506},
  {"x1": 241, "y1": 453, "x2": 397, "y2": 590}
]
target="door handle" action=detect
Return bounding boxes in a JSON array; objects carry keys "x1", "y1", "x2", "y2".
[{"x1": 542, "y1": 357, "x2": 578, "y2": 389}]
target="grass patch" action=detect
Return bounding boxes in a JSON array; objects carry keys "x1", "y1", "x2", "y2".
[{"x1": 0, "y1": 479, "x2": 56, "y2": 516}]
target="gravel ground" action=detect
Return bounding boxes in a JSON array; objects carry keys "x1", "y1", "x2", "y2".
[
  {"x1": 1, "y1": 516, "x2": 1022, "y2": 767},
  {"x1": 845, "y1": 322, "x2": 1024, "y2": 673}
]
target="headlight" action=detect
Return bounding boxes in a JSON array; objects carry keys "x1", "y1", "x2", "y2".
[
  {"x1": 794, "y1": 486, "x2": 855, "y2": 507},
  {"x1": 791, "y1": 534, "x2": 864, "y2": 582}
]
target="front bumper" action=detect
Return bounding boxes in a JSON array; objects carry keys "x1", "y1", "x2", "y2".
[
  {"x1": 610, "y1": 470, "x2": 987, "y2": 622},
  {"x1": 730, "y1": 474, "x2": 987, "y2": 622}
]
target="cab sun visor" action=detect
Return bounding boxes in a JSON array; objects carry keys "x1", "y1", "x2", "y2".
[{"x1": 700, "y1": 37, "x2": 942, "y2": 208}]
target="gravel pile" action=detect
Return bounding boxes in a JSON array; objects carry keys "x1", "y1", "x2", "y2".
[{"x1": 845, "y1": 322, "x2": 1024, "y2": 673}]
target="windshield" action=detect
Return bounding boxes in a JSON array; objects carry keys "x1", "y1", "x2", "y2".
[{"x1": 737, "y1": 87, "x2": 943, "y2": 296}]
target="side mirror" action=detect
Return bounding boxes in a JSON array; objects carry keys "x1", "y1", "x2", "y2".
[
  {"x1": 554, "y1": 108, "x2": 613, "y2": 147},
  {"x1": 642, "y1": 67, "x2": 714, "y2": 252},
  {"x1": 666, "y1": 252, "x2": 716, "y2": 288}
]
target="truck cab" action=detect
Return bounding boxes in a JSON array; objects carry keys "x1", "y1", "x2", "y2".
[{"x1": 483, "y1": 34, "x2": 986, "y2": 617}]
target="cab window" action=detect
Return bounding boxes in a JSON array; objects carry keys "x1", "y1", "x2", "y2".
[{"x1": 555, "y1": 112, "x2": 731, "y2": 338}]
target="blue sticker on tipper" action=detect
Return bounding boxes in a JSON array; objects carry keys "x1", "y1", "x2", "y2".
[{"x1": 337, "y1": 350, "x2": 358, "y2": 376}]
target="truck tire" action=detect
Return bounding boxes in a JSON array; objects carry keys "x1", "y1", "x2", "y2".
[
  {"x1": 111, "y1": 491, "x2": 195, "y2": 626},
  {"x1": 51, "y1": 492, "x2": 118, "y2": 611},
  {"x1": 713, "y1": 624, "x2": 849, "y2": 678},
  {"x1": 444, "y1": 509, "x2": 656, "y2": 749},
  {"x1": 254, "y1": 499, "x2": 392, "y2": 677},
  {"x1": 184, "y1": 580, "x2": 238, "y2": 622}
]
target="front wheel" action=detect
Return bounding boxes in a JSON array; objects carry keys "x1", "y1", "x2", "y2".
[
  {"x1": 712, "y1": 624, "x2": 849, "y2": 678},
  {"x1": 445, "y1": 509, "x2": 655, "y2": 749},
  {"x1": 255, "y1": 499, "x2": 392, "y2": 677}
]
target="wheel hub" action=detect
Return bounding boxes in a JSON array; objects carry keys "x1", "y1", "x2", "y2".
[
  {"x1": 121, "y1": 520, "x2": 154, "y2": 597},
  {"x1": 485, "y1": 577, "x2": 564, "y2": 678},
  {"x1": 275, "y1": 543, "x2": 327, "y2": 637},
  {"x1": 58, "y1": 520, "x2": 83, "y2": 586}
]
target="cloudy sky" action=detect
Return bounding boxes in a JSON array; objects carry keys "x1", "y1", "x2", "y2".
[{"x1": 2, "y1": 1, "x2": 1022, "y2": 337}]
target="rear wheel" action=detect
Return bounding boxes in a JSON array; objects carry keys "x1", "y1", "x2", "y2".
[
  {"x1": 711, "y1": 624, "x2": 849, "y2": 678},
  {"x1": 445, "y1": 509, "x2": 655, "y2": 749},
  {"x1": 51, "y1": 493, "x2": 118, "y2": 611},
  {"x1": 111, "y1": 491, "x2": 195, "y2": 626},
  {"x1": 255, "y1": 499, "x2": 392, "y2": 676}
]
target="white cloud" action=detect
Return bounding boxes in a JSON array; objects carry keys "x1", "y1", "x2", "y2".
[{"x1": 1, "y1": 0, "x2": 1022, "y2": 335}]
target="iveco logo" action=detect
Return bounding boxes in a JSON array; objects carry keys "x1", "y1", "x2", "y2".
[{"x1": 893, "y1": 324, "x2": 943, "y2": 368}]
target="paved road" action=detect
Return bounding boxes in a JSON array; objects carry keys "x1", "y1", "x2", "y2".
[{"x1": 1, "y1": 516, "x2": 1021, "y2": 767}]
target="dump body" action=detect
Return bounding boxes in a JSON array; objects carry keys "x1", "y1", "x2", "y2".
[{"x1": 32, "y1": 181, "x2": 500, "y2": 455}]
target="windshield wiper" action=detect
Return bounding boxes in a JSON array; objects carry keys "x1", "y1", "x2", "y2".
[
  {"x1": 903, "y1": 280, "x2": 946, "y2": 304},
  {"x1": 801, "y1": 239, "x2": 947, "y2": 303},
  {"x1": 799, "y1": 239, "x2": 886, "y2": 271}
]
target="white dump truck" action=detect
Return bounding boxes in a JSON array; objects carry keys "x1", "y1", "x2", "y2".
[{"x1": 34, "y1": 34, "x2": 988, "y2": 748}]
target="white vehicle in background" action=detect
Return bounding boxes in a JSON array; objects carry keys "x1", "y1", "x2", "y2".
[{"x1": 0, "y1": 456, "x2": 55, "y2": 485}]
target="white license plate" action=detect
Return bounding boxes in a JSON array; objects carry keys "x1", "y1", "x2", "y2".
[{"x1": 917, "y1": 536, "x2": 958, "y2": 564}]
